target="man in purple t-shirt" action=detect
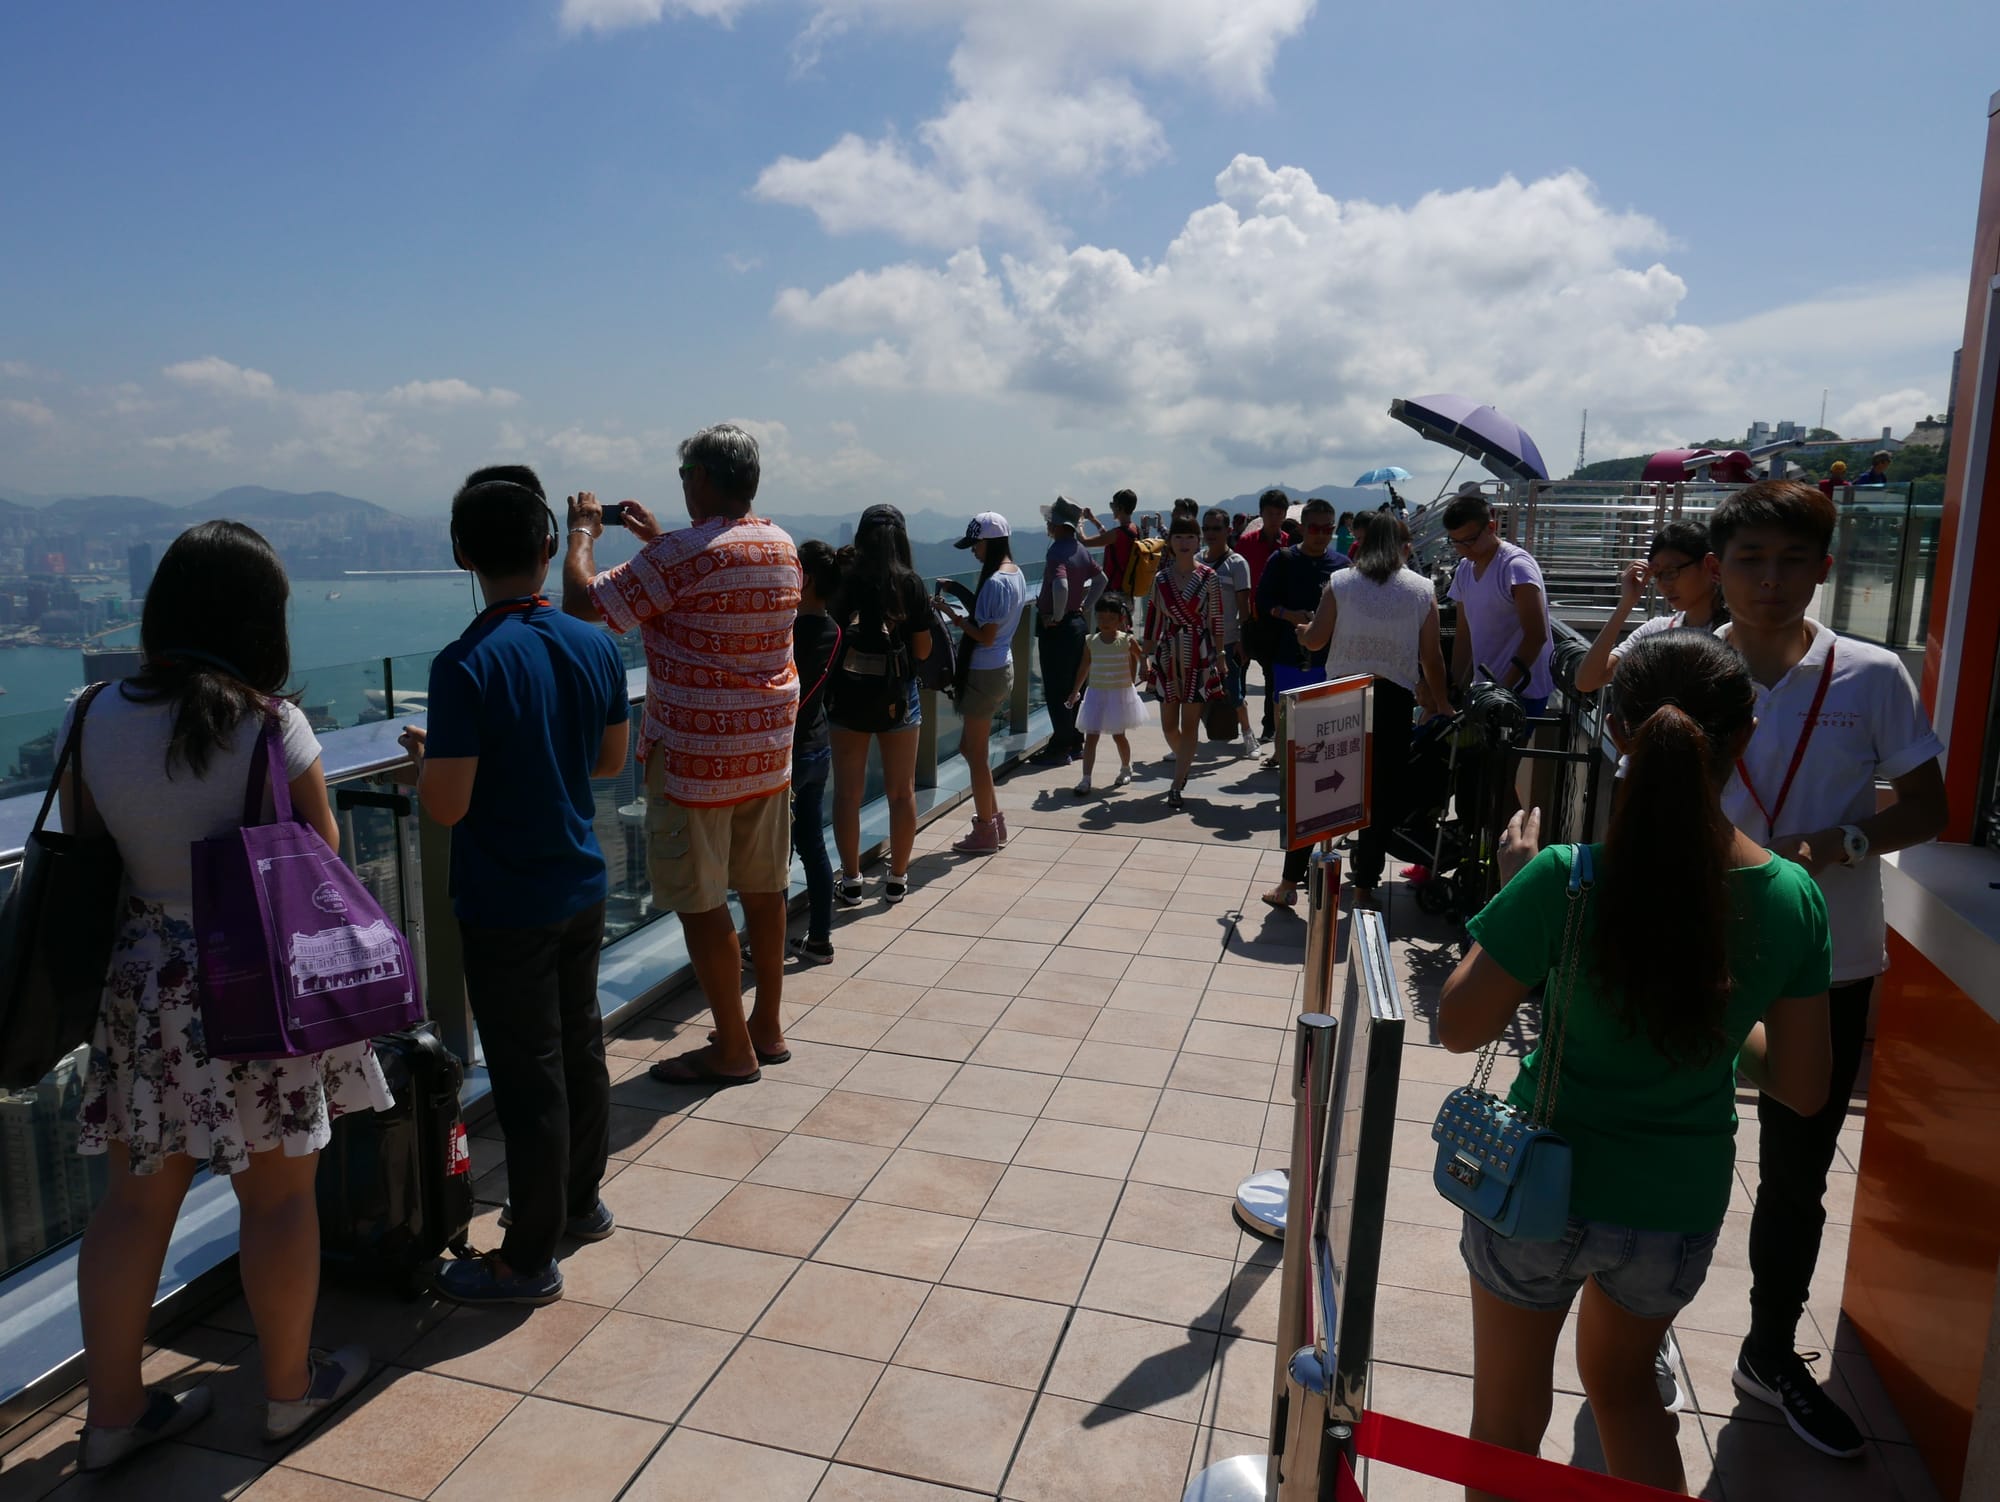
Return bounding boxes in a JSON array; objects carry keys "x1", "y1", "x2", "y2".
[
  {"x1": 1442, "y1": 490, "x2": 1553, "y2": 713},
  {"x1": 1034, "y1": 497, "x2": 1107, "y2": 763}
]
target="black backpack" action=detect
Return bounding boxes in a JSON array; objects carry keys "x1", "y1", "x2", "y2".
[{"x1": 828, "y1": 616, "x2": 915, "y2": 733}]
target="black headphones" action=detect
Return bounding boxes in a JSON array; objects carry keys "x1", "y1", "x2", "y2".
[{"x1": 450, "y1": 480, "x2": 560, "y2": 573}]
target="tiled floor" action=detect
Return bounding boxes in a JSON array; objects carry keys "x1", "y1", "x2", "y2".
[{"x1": 0, "y1": 720, "x2": 1943, "y2": 1501}]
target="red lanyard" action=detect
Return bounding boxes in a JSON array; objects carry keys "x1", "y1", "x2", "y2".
[
  {"x1": 476, "y1": 593, "x2": 550, "y2": 623},
  {"x1": 1736, "y1": 638, "x2": 1836, "y2": 839}
]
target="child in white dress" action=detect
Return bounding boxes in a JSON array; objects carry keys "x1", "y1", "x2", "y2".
[{"x1": 1065, "y1": 593, "x2": 1147, "y2": 795}]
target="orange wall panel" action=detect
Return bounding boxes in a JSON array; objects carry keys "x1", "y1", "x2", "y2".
[{"x1": 1845, "y1": 930, "x2": 2000, "y2": 1499}]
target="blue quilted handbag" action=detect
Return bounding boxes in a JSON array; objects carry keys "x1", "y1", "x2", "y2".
[{"x1": 1431, "y1": 844, "x2": 1593, "y2": 1242}]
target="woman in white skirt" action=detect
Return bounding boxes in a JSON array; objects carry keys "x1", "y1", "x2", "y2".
[
  {"x1": 1064, "y1": 592, "x2": 1148, "y2": 795},
  {"x1": 58, "y1": 521, "x2": 391, "y2": 1471}
]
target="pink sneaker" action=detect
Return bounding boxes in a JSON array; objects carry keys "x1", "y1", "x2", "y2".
[
  {"x1": 953, "y1": 817, "x2": 1000, "y2": 855},
  {"x1": 994, "y1": 812, "x2": 1010, "y2": 847}
]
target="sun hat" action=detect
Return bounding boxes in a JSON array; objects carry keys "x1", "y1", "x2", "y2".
[{"x1": 954, "y1": 512, "x2": 1012, "y2": 548}]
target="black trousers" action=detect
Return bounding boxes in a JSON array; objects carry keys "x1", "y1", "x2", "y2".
[
  {"x1": 1039, "y1": 615, "x2": 1087, "y2": 750},
  {"x1": 1248, "y1": 620, "x2": 1284, "y2": 740},
  {"x1": 1746, "y1": 977, "x2": 1874, "y2": 1355},
  {"x1": 1282, "y1": 678, "x2": 1416, "y2": 888},
  {"x1": 460, "y1": 900, "x2": 612, "y2": 1274}
]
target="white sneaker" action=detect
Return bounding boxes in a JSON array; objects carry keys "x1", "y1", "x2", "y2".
[
  {"x1": 1240, "y1": 729, "x2": 1260, "y2": 755},
  {"x1": 265, "y1": 1344, "x2": 370, "y2": 1442},
  {"x1": 80, "y1": 1387, "x2": 214, "y2": 1472},
  {"x1": 1111, "y1": 765, "x2": 1132, "y2": 788},
  {"x1": 1072, "y1": 777, "x2": 1092, "y2": 797}
]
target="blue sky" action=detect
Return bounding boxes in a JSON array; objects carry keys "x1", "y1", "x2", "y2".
[{"x1": 2, "y1": 1, "x2": 1994, "y2": 522}]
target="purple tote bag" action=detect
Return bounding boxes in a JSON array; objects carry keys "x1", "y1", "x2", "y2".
[{"x1": 194, "y1": 717, "x2": 423, "y2": 1061}]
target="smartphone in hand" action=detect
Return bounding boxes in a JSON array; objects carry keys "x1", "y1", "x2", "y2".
[{"x1": 601, "y1": 502, "x2": 630, "y2": 528}]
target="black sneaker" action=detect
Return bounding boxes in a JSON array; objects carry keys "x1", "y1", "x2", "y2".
[
  {"x1": 835, "y1": 876, "x2": 865, "y2": 907},
  {"x1": 1733, "y1": 1346, "x2": 1865, "y2": 1458},
  {"x1": 791, "y1": 936, "x2": 836, "y2": 966}
]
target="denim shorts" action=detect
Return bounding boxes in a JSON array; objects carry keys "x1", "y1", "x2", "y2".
[{"x1": 1460, "y1": 1213, "x2": 1719, "y2": 1320}]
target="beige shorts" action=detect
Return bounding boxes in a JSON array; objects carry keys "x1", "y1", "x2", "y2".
[
  {"x1": 645, "y1": 755, "x2": 792, "y2": 914},
  {"x1": 958, "y1": 663, "x2": 1013, "y2": 721}
]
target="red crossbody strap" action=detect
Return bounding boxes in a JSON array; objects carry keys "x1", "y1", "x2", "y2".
[{"x1": 1736, "y1": 637, "x2": 1836, "y2": 839}]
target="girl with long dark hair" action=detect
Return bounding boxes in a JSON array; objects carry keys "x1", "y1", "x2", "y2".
[
  {"x1": 1436, "y1": 630, "x2": 1832, "y2": 1497},
  {"x1": 58, "y1": 521, "x2": 389, "y2": 1469},
  {"x1": 937, "y1": 512, "x2": 1028, "y2": 854},
  {"x1": 1574, "y1": 520, "x2": 1729, "y2": 694},
  {"x1": 826, "y1": 504, "x2": 933, "y2": 902},
  {"x1": 1143, "y1": 513, "x2": 1224, "y2": 811}
]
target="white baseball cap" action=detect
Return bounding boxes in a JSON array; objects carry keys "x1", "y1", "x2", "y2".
[{"x1": 954, "y1": 511, "x2": 1012, "y2": 548}]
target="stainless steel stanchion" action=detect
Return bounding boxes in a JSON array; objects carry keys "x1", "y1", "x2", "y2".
[{"x1": 1234, "y1": 847, "x2": 1340, "y2": 1241}]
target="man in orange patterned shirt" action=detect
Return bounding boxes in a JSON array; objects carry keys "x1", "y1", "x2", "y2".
[{"x1": 563, "y1": 423, "x2": 802, "y2": 1087}]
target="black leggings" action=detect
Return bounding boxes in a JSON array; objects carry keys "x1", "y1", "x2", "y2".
[{"x1": 1281, "y1": 677, "x2": 1416, "y2": 887}]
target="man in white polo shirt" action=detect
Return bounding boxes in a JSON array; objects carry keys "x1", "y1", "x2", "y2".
[{"x1": 1710, "y1": 479, "x2": 1947, "y2": 1459}]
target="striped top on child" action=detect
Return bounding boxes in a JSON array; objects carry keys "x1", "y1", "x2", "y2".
[
  {"x1": 589, "y1": 515, "x2": 802, "y2": 807},
  {"x1": 1087, "y1": 632, "x2": 1139, "y2": 691}
]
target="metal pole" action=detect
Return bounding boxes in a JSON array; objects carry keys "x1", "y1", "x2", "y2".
[
  {"x1": 1267, "y1": 1011, "x2": 1339, "y2": 1502},
  {"x1": 1010, "y1": 603, "x2": 1034, "y2": 735},
  {"x1": 915, "y1": 689, "x2": 940, "y2": 790}
]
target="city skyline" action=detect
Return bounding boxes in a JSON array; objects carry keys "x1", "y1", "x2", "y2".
[{"x1": 2, "y1": 3, "x2": 1995, "y2": 516}]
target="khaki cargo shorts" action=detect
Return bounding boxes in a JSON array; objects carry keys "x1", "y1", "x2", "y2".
[
  {"x1": 958, "y1": 663, "x2": 1013, "y2": 721},
  {"x1": 644, "y1": 754, "x2": 792, "y2": 915}
]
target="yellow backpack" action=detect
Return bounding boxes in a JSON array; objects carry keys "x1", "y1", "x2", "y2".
[{"x1": 1124, "y1": 535, "x2": 1166, "y2": 601}]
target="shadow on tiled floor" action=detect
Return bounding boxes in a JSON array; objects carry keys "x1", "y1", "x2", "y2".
[{"x1": 1, "y1": 717, "x2": 1939, "y2": 1501}]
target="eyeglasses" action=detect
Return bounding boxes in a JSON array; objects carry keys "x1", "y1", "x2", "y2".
[
  {"x1": 1446, "y1": 527, "x2": 1485, "y2": 550},
  {"x1": 677, "y1": 463, "x2": 699, "y2": 478},
  {"x1": 1649, "y1": 560, "x2": 1706, "y2": 585}
]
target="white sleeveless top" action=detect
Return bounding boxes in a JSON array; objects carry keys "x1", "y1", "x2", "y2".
[{"x1": 1322, "y1": 567, "x2": 1435, "y2": 691}]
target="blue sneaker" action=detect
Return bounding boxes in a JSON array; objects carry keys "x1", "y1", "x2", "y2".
[
  {"x1": 434, "y1": 1251, "x2": 565, "y2": 1307},
  {"x1": 497, "y1": 1197, "x2": 617, "y2": 1244}
]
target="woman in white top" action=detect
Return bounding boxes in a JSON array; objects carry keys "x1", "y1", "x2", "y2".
[
  {"x1": 1262, "y1": 511, "x2": 1448, "y2": 910},
  {"x1": 58, "y1": 521, "x2": 389, "y2": 1470},
  {"x1": 1573, "y1": 521, "x2": 1727, "y2": 695}
]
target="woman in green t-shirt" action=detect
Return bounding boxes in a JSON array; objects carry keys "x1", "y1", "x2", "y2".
[{"x1": 1439, "y1": 630, "x2": 1833, "y2": 1498}]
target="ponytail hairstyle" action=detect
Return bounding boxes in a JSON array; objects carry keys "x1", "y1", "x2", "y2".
[
  {"x1": 128, "y1": 520, "x2": 295, "y2": 777},
  {"x1": 1597, "y1": 630, "x2": 1756, "y2": 1063},
  {"x1": 798, "y1": 538, "x2": 844, "y2": 605}
]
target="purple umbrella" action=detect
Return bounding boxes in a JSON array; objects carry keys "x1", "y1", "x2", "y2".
[{"x1": 1389, "y1": 394, "x2": 1550, "y2": 484}]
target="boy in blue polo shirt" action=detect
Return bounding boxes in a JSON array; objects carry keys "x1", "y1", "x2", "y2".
[{"x1": 399, "y1": 465, "x2": 630, "y2": 1306}]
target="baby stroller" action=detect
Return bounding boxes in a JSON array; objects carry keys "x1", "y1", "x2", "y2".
[{"x1": 1389, "y1": 683, "x2": 1531, "y2": 924}]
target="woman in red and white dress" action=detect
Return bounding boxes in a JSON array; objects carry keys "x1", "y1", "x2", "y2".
[{"x1": 1143, "y1": 514, "x2": 1225, "y2": 810}]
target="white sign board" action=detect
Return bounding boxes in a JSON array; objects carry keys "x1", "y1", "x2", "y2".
[{"x1": 1279, "y1": 674, "x2": 1373, "y2": 851}]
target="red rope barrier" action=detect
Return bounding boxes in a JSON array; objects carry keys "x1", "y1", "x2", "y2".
[{"x1": 1342, "y1": 1411, "x2": 1689, "y2": 1500}]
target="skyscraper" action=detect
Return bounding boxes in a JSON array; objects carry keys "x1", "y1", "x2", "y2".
[{"x1": 127, "y1": 542, "x2": 155, "y2": 602}]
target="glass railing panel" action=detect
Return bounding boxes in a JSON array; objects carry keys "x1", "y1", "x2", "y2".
[
  {"x1": 385, "y1": 651, "x2": 439, "y2": 718},
  {"x1": 289, "y1": 657, "x2": 388, "y2": 733}
]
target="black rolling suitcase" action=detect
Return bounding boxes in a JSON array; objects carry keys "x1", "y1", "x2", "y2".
[{"x1": 316, "y1": 1024, "x2": 474, "y2": 1297}]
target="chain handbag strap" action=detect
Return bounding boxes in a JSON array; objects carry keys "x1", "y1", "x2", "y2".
[{"x1": 1468, "y1": 844, "x2": 1595, "y2": 1126}]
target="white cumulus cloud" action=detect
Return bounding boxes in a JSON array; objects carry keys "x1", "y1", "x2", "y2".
[
  {"x1": 384, "y1": 378, "x2": 522, "y2": 408},
  {"x1": 164, "y1": 355, "x2": 279, "y2": 400},
  {"x1": 560, "y1": 0, "x2": 754, "y2": 33},
  {"x1": 143, "y1": 427, "x2": 234, "y2": 458},
  {"x1": 1835, "y1": 388, "x2": 1937, "y2": 441},
  {"x1": 0, "y1": 396, "x2": 56, "y2": 428},
  {"x1": 544, "y1": 426, "x2": 650, "y2": 472}
]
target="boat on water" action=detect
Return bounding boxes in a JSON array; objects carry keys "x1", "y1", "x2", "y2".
[{"x1": 325, "y1": 590, "x2": 343, "y2": 601}]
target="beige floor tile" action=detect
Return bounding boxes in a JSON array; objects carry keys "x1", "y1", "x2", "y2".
[
  {"x1": 533, "y1": 1309, "x2": 736, "y2": 1421},
  {"x1": 942, "y1": 1222, "x2": 1100, "y2": 1304},
  {"x1": 431, "y1": 1395, "x2": 661, "y2": 1502},
  {"x1": 859, "y1": 953, "x2": 954, "y2": 988},
  {"x1": 1042, "y1": 944, "x2": 1132, "y2": 978},
  {"x1": 1183, "y1": 1019, "x2": 1286, "y2": 1063},
  {"x1": 688, "y1": 1180, "x2": 851, "y2": 1256},
  {"x1": 1084, "y1": 1007, "x2": 1192, "y2": 1050},
  {"x1": 402, "y1": 1300, "x2": 604, "y2": 1392},
  {"x1": 875, "y1": 1017, "x2": 987, "y2": 1061},
  {"x1": 968, "y1": 1029, "x2": 1084, "y2": 1074},
  {"x1": 884, "y1": 930, "x2": 980, "y2": 961},
  {"x1": 938, "y1": 1064, "x2": 1061, "y2": 1117},
  {"x1": 1105, "y1": 980, "x2": 1204, "y2": 1018},
  {"x1": 1042, "y1": 1077, "x2": 1161, "y2": 1130},
  {"x1": 1081, "y1": 1240, "x2": 1235, "y2": 1331},
  {"x1": 1065, "y1": 1040, "x2": 1177, "y2": 1088},
  {"x1": 756, "y1": 1262, "x2": 933, "y2": 1361},
  {"x1": 1003, "y1": 1393, "x2": 1197, "y2": 1502},
  {"x1": 909, "y1": 988, "x2": 1012, "y2": 1027},
  {"x1": 1166, "y1": 1052, "x2": 1277, "y2": 1101},
  {"x1": 893, "y1": 1285, "x2": 1069, "y2": 1389},
  {"x1": 285, "y1": 1368, "x2": 519, "y2": 1497},
  {"x1": 749, "y1": 1134, "x2": 894, "y2": 1197},
  {"x1": 625, "y1": 1429, "x2": 828, "y2": 1502},
  {"x1": 1196, "y1": 990, "x2": 1294, "y2": 1029},
  {"x1": 1222, "y1": 1247, "x2": 1282, "y2": 1341},
  {"x1": 1146, "y1": 928, "x2": 1235, "y2": 963},
  {"x1": 684, "y1": 1338, "x2": 883, "y2": 1456},
  {"x1": 1147, "y1": 1090, "x2": 1270, "y2": 1146},
  {"x1": 1186, "y1": 1427, "x2": 1266, "y2": 1485},
  {"x1": 967, "y1": 937, "x2": 1057, "y2": 970},
  {"x1": 790, "y1": 1006, "x2": 899, "y2": 1049},
  {"x1": 237, "y1": 1469, "x2": 412, "y2": 1501},
  {"x1": 838, "y1": 1367, "x2": 1035, "y2": 1494},
  {"x1": 940, "y1": 963, "x2": 1039, "y2": 998},
  {"x1": 618, "y1": 1239, "x2": 798, "y2": 1331},
  {"x1": 638, "y1": 1118, "x2": 785, "y2": 1178},
  {"x1": 833, "y1": 1052, "x2": 962, "y2": 1102},
  {"x1": 1127, "y1": 957, "x2": 1210, "y2": 987},
  {"x1": 1021, "y1": 966, "x2": 1124, "y2": 1002},
  {"x1": 1108, "y1": 1182, "x2": 1246, "y2": 1260},
  {"x1": 816, "y1": 1200, "x2": 976, "y2": 1280},
  {"x1": 1044, "y1": 1309, "x2": 1219, "y2": 1423},
  {"x1": 606, "y1": 1104, "x2": 684, "y2": 1160},
  {"x1": 795, "y1": 1089, "x2": 930, "y2": 1146},
  {"x1": 695, "y1": 1078, "x2": 831, "y2": 1132},
  {"x1": 995, "y1": 997, "x2": 1100, "y2": 1039},
  {"x1": 860, "y1": 1147, "x2": 1006, "y2": 1217},
  {"x1": 812, "y1": 1464, "x2": 987, "y2": 1500},
  {"x1": 825, "y1": 978, "x2": 930, "y2": 1016},
  {"x1": 902, "y1": 1101, "x2": 1034, "y2": 1162},
  {"x1": 777, "y1": 1041, "x2": 868, "y2": 1089},
  {"x1": 1201, "y1": 1336, "x2": 1276, "y2": 1435},
  {"x1": 552, "y1": 1226, "x2": 675, "y2": 1308},
  {"x1": 1013, "y1": 1118, "x2": 1143, "y2": 1178},
  {"x1": 1128, "y1": 1133, "x2": 1260, "y2": 1196},
  {"x1": 599, "y1": 1164, "x2": 737, "y2": 1236},
  {"x1": 981, "y1": 1165, "x2": 1122, "y2": 1236},
  {"x1": 988, "y1": 915, "x2": 1073, "y2": 943}
]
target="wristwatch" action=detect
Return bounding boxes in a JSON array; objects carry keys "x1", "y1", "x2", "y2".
[{"x1": 1838, "y1": 824, "x2": 1870, "y2": 866}]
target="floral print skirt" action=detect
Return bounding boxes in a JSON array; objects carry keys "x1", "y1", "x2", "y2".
[{"x1": 79, "y1": 897, "x2": 393, "y2": 1176}]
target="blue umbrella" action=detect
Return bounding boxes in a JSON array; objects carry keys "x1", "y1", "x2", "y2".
[
  {"x1": 1388, "y1": 394, "x2": 1550, "y2": 484},
  {"x1": 1353, "y1": 466, "x2": 1412, "y2": 486}
]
